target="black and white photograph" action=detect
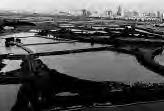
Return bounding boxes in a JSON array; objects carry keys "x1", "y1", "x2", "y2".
[{"x1": 1, "y1": 0, "x2": 164, "y2": 111}]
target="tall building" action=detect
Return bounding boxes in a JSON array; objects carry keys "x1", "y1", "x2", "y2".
[
  {"x1": 82, "y1": 9, "x2": 91, "y2": 17},
  {"x1": 157, "y1": 11, "x2": 161, "y2": 18},
  {"x1": 106, "y1": 10, "x2": 113, "y2": 18},
  {"x1": 162, "y1": 13, "x2": 164, "y2": 20},
  {"x1": 117, "y1": 5, "x2": 122, "y2": 16}
]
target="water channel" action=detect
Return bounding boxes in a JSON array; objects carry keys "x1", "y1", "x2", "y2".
[{"x1": 1, "y1": 32, "x2": 164, "y2": 111}]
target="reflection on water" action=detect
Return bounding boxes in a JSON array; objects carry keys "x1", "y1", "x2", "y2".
[
  {"x1": 20, "y1": 37, "x2": 55, "y2": 44},
  {"x1": 0, "y1": 85, "x2": 21, "y2": 111},
  {"x1": 0, "y1": 60, "x2": 21, "y2": 111},
  {"x1": 0, "y1": 32, "x2": 163, "y2": 83},
  {"x1": 26, "y1": 43, "x2": 104, "y2": 53},
  {"x1": 10, "y1": 59, "x2": 116, "y2": 110},
  {"x1": 0, "y1": 38, "x2": 27, "y2": 55},
  {"x1": 155, "y1": 52, "x2": 164, "y2": 66},
  {"x1": 40, "y1": 51, "x2": 164, "y2": 83},
  {"x1": 8, "y1": 57, "x2": 164, "y2": 111},
  {"x1": 0, "y1": 60, "x2": 22, "y2": 73},
  {"x1": 2, "y1": 32, "x2": 35, "y2": 38},
  {"x1": 0, "y1": 32, "x2": 36, "y2": 55},
  {"x1": 1, "y1": 32, "x2": 164, "y2": 110},
  {"x1": 0, "y1": 46, "x2": 27, "y2": 55}
]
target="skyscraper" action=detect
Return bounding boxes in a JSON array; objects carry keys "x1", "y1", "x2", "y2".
[
  {"x1": 117, "y1": 5, "x2": 122, "y2": 16},
  {"x1": 106, "y1": 10, "x2": 113, "y2": 18},
  {"x1": 157, "y1": 11, "x2": 161, "y2": 18},
  {"x1": 82, "y1": 9, "x2": 91, "y2": 17}
]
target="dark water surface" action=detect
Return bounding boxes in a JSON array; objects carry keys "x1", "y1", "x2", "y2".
[
  {"x1": 40, "y1": 51, "x2": 164, "y2": 83},
  {"x1": 155, "y1": 52, "x2": 164, "y2": 66},
  {"x1": 0, "y1": 85, "x2": 21, "y2": 111},
  {"x1": 1, "y1": 32, "x2": 164, "y2": 111},
  {"x1": 1, "y1": 32, "x2": 164, "y2": 83}
]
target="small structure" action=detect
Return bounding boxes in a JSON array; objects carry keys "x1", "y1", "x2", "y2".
[
  {"x1": 5, "y1": 37, "x2": 21, "y2": 47},
  {"x1": 37, "y1": 30, "x2": 49, "y2": 36},
  {"x1": 5, "y1": 37, "x2": 15, "y2": 47}
]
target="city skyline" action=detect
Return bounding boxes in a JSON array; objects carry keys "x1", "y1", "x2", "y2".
[{"x1": 0, "y1": 0, "x2": 164, "y2": 13}]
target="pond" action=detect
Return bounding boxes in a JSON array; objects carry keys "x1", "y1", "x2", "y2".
[
  {"x1": 1, "y1": 32, "x2": 164, "y2": 111},
  {"x1": 40, "y1": 51, "x2": 164, "y2": 83},
  {"x1": 1, "y1": 32, "x2": 163, "y2": 83}
]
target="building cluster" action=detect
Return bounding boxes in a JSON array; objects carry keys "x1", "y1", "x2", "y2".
[{"x1": 77, "y1": 6, "x2": 164, "y2": 22}]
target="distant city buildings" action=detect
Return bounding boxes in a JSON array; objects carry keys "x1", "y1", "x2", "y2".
[
  {"x1": 117, "y1": 5, "x2": 122, "y2": 16},
  {"x1": 114, "y1": 6, "x2": 164, "y2": 22},
  {"x1": 81, "y1": 9, "x2": 91, "y2": 17},
  {"x1": 123, "y1": 10, "x2": 139, "y2": 18},
  {"x1": 106, "y1": 10, "x2": 113, "y2": 18},
  {"x1": 157, "y1": 11, "x2": 161, "y2": 18},
  {"x1": 142, "y1": 12, "x2": 156, "y2": 18},
  {"x1": 55, "y1": 5, "x2": 164, "y2": 22}
]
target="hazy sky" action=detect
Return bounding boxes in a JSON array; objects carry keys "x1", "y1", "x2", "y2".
[{"x1": 0, "y1": 0, "x2": 163, "y2": 12}]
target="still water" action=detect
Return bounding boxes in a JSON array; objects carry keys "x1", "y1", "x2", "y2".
[
  {"x1": 40, "y1": 51, "x2": 164, "y2": 83},
  {"x1": 1, "y1": 32, "x2": 164, "y2": 111},
  {"x1": 0, "y1": 85, "x2": 20, "y2": 111},
  {"x1": 155, "y1": 52, "x2": 164, "y2": 66},
  {"x1": 1, "y1": 32, "x2": 164, "y2": 82}
]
